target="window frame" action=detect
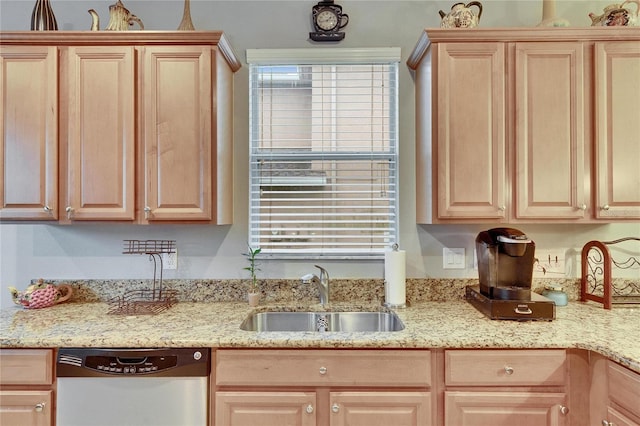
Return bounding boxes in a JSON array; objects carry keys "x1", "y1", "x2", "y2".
[{"x1": 247, "y1": 48, "x2": 401, "y2": 260}]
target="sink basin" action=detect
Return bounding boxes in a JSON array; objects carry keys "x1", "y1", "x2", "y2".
[{"x1": 240, "y1": 310, "x2": 404, "y2": 332}]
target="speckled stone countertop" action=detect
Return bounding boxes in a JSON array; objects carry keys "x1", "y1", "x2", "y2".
[{"x1": 2, "y1": 299, "x2": 639, "y2": 374}]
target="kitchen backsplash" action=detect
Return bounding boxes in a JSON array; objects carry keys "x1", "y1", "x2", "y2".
[{"x1": 40, "y1": 278, "x2": 582, "y2": 305}]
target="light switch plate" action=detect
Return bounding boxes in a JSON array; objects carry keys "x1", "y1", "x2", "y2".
[{"x1": 443, "y1": 247, "x2": 465, "y2": 269}]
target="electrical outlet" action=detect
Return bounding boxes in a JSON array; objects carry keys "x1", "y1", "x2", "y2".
[
  {"x1": 534, "y1": 250, "x2": 565, "y2": 277},
  {"x1": 473, "y1": 248, "x2": 478, "y2": 270},
  {"x1": 443, "y1": 247, "x2": 465, "y2": 269},
  {"x1": 162, "y1": 251, "x2": 178, "y2": 270}
]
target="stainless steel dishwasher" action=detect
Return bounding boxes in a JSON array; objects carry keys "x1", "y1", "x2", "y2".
[{"x1": 56, "y1": 348, "x2": 210, "y2": 426}]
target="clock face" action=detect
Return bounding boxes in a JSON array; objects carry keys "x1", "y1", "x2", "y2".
[{"x1": 316, "y1": 9, "x2": 339, "y2": 31}]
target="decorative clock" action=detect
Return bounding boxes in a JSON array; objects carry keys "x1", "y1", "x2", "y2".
[{"x1": 310, "y1": 0, "x2": 349, "y2": 42}]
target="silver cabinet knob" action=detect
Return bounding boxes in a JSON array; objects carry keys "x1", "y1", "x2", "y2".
[
  {"x1": 305, "y1": 404, "x2": 314, "y2": 414},
  {"x1": 319, "y1": 366, "x2": 327, "y2": 375},
  {"x1": 602, "y1": 204, "x2": 610, "y2": 211},
  {"x1": 498, "y1": 205, "x2": 506, "y2": 211},
  {"x1": 65, "y1": 206, "x2": 74, "y2": 219},
  {"x1": 602, "y1": 421, "x2": 613, "y2": 426},
  {"x1": 43, "y1": 205, "x2": 53, "y2": 213},
  {"x1": 144, "y1": 206, "x2": 152, "y2": 219},
  {"x1": 560, "y1": 405, "x2": 569, "y2": 415},
  {"x1": 579, "y1": 204, "x2": 587, "y2": 211},
  {"x1": 34, "y1": 402, "x2": 45, "y2": 412},
  {"x1": 504, "y1": 366, "x2": 514, "y2": 375},
  {"x1": 332, "y1": 403, "x2": 340, "y2": 413}
]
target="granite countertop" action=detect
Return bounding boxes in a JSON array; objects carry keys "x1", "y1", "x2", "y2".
[{"x1": 1, "y1": 300, "x2": 638, "y2": 374}]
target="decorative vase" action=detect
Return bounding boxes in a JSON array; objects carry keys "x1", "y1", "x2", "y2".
[
  {"x1": 177, "y1": 0, "x2": 195, "y2": 31},
  {"x1": 30, "y1": 0, "x2": 58, "y2": 31},
  {"x1": 537, "y1": 0, "x2": 570, "y2": 27}
]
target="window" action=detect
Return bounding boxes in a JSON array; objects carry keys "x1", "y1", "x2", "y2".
[{"x1": 248, "y1": 48, "x2": 400, "y2": 259}]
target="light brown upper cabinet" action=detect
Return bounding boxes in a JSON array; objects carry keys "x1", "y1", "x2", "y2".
[
  {"x1": 408, "y1": 28, "x2": 640, "y2": 224},
  {"x1": 594, "y1": 41, "x2": 640, "y2": 220},
  {"x1": 62, "y1": 45, "x2": 136, "y2": 222},
  {"x1": 0, "y1": 32, "x2": 240, "y2": 224},
  {"x1": 0, "y1": 46, "x2": 58, "y2": 220}
]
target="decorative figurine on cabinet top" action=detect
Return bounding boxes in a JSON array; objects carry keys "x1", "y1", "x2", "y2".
[
  {"x1": 537, "y1": 0, "x2": 571, "y2": 27},
  {"x1": 439, "y1": 1, "x2": 483, "y2": 28},
  {"x1": 88, "y1": 0, "x2": 144, "y2": 31},
  {"x1": 310, "y1": 0, "x2": 349, "y2": 42},
  {"x1": 589, "y1": 0, "x2": 639, "y2": 26}
]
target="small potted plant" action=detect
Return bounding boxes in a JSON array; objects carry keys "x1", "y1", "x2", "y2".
[{"x1": 243, "y1": 246, "x2": 261, "y2": 306}]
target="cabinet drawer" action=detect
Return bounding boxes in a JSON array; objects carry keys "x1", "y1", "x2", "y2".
[
  {"x1": 216, "y1": 349, "x2": 431, "y2": 387},
  {"x1": 0, "y1": 349, "x2": 53, "y2": 385},
  {"x1": 608, "y1": 361, "x2": 640, "y2": 417},
  {"x1": 445, "y1": 349, "x2": 566, "y2": 386},
  {"x1": 0, "y1": 390, "x2": 52, "y2": 426}
]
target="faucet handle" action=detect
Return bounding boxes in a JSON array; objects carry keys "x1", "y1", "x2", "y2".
[{"x1": 314, "y1": 265, "x2": 329, "y2": 281}]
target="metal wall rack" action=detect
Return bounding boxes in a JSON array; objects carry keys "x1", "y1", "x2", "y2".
[{"x1": 108, "y1": 240, "x2": 178, "y2": 315}]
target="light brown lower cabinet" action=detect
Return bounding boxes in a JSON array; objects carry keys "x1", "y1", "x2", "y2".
[
  {"x1": 603, "y1": 361, "x2": 640, "y2": 426},
  {"x1": 445, "y1": 391, "x2": 567, "y2": 426},
  {"x1": 607, "y1": 407, "x2": 640, "y2": 426},
  {"x1": 0, "y1": 349, "x2": 54, "y2": 426},
  {"x1": 0, "y1": 391, "x2": 52, "y2": 426},
  {"x1": 213, "y1": 349, "x2": 434, "y2": 426},
  {"x1": 215, "y1": 391, "x2": 431, "y2": 426},
  {"x1": 444, "y1": 349, "x2": 569, "y2": 426}
]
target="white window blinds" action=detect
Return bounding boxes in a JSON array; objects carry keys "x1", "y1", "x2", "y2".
[{"x1": 247, "y1": 48, "x2": 400, "y2": 259}]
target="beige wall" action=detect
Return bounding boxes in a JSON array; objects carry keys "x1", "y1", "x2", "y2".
[{"x1": 1, "y1": 1, "x2": 639, "y2": 308}]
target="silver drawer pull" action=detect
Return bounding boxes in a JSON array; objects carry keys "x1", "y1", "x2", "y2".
[
  {"x1": 514, "y1": 306, "x2": 532, "y2": 315},
  {"x1": 319, "y1": 366, "x2": 327, "y2": 375},
  {"x1": 332, "y1": 403, "x2": 340, "y2": 413},
  {"x1": 35, "y1": 402, "x2": 45, "y2": 412},
  {"x1": 504, "y1": 366, "x2": 514, "y2": 375},
  {"x1": 305, "y1": 404, "x2": 314, "y2": 414},
  {"x1": 560, "y1": 405, "x2": 569, "y2": 415}
]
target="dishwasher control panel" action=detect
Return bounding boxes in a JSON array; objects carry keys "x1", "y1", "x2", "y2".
[
  {"x1": 57, "y1": 348, "x2": 210, "y2": 377},
  {"x1": 87, "y1": 354, "x2": 177, "y2": 374}
]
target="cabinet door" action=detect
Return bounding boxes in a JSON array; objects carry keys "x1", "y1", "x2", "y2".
[
  {"x1": 0, "y1": 46, "x2": 58, "y2": 220},
  {"x1": 514, "y1": 42, "x2": 587, "y2": 220},
  {"x1": 601, "y1": 407, "x2": 640, "y2": 426},
  {"x1": 215, "y1": 391, "x2": 316, "y2": 426},
  {"x1": 607, "y1": 406, "x2": 640, "y2": 426},
  {"x1": 594, "y1": 42, "x2": 640, "y2": 219},
  {"x1": 330, "y1": 391, "x2": 431, "y2": 426},
  {"x1": 445, "y1": 391, "x2": 567, "y2": 426},
  {"x1": 142, "y1": 46, "x2": 212, "y2": 222},
  {"x1": 435, "y1": 43, "x2": 506, "y2": 220},
  {"x1": 64, "y1": 46, "x2": 135, "y2": 221},
  {"x1": 0, "y1": 390, "x2": 52, "y2": 426}
]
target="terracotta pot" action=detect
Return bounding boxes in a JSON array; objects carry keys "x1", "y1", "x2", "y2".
[{"x1": 248, "y1": 292, "x2": 260, "y2": 307}]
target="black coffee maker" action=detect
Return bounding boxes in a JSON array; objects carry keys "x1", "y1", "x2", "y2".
[
  {"x1": 476, "y1": 227, "x2": 535, "y2": 300},
  {"x1": 466, "y1": 227, "x2": 555, "y2": 320}
]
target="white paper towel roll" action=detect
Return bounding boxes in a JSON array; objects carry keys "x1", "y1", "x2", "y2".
[{"x1": 384, "y1": 249, "x2": 406, "y2": 307}]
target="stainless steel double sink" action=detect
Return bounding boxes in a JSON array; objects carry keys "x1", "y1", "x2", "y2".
[{"x1": 240, "y1": 309, "x2": 404, "y2": 332}]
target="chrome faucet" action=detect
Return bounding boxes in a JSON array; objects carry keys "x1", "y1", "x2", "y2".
[{"x1": 301, "y1": 265, "x2": 330, "y2": 306}]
